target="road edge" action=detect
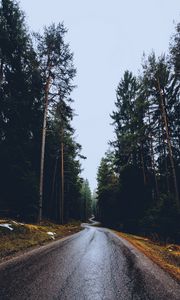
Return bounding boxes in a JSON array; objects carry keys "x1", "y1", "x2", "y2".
[
  {"x1": 111, "y1": 229, "x2": 180, "y2": 284},
  {"x1": 0, "y1": 228, "x2": 86, "y2": 270}
]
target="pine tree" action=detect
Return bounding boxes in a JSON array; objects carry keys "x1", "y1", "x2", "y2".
[
  {"x1": 80, "y1": 179, "x2": 92, "y2": 221},
  {"x1": 142, "y1": 53, "x2": 180, "y2": 210},
  {"x1": 34, "y1": 23, "x2": 76, "y2": 222},
  {"x1": 0, "y1": 0, "x2": 43, "y2": 220},
  {"x1": 96, "y1": 155, "x2": 118, "y2": 225}
]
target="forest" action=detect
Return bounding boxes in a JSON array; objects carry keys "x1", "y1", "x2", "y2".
[
  {"x1": 0, "y1": 2, "x2": 180, "y2": 298},
  {"x1": 96, "y1": 22, "x2": 180, "y2": 242},
  {"x1": 0, "y1": 0, "x2": 180, "y2": 244},
  {"x1": 0, "y1": 0, "x2": 92, "y2": 223}
]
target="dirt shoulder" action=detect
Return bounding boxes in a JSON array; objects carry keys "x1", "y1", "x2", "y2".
[
  {"x1": 114, "y1": 230, "x2": 180, "y2": 283},
  {"x1": 0, "y1": 219, "x2": 82, "y2": 262}
]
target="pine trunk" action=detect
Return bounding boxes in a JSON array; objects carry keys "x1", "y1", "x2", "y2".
[
  {"x1": 140, "y1": 143, "x2": 147, "y2": 185},
  {"x1": 148, "y1": 108, "x2": 159, "y2": 199},
  {"x1": 51, "y1": 156, "x2": 58, "y2": 205},
  {"x1": 60, "y1": 129, "x2": 64, "y2": 224},
  {"x1": 0, "y1": 59, "x2": 3, "y2": 84},
  {"x1": 38, "y1": 61, "x2": 51, "y2": 223},
  {"x1": 157, "y1": 78, "x2": 180, "y2": 210}
]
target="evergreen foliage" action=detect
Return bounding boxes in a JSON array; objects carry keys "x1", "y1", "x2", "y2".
[
  {"x1": 0, "y1": 0, "x2": 43, "y2": 220},
  {"x1": 80, "y1": 179, "x2": 92, "y2": 221},
  {"x1": 96, "y1": 23, "x2": 180, "y2": 241},
  {"x1": 0, "y1": 0, "x2": 88, "y2": 222}
]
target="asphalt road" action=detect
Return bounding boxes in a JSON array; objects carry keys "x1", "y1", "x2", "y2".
[{"x1": 0, "y1": 225, "x2": 180, "y2": 300}]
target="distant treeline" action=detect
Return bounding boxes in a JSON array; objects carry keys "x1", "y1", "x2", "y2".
[
  {"x1": 0, "y1": 0, "x2": 92, "y2": 222},
  {"x1": 96, "y1": 22, "x2": 180, "y2": 242}
]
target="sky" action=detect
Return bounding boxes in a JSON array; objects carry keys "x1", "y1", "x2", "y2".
[{"x1": 19, "y1": 0, "x2": 180, "y2": 191}]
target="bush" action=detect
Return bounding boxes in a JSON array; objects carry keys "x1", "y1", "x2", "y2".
[{"x1": 139, "y1": 194, "x2": 180, "y2": 243}]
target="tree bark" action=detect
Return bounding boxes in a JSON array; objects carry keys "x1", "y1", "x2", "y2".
[
  {"x1": 38, "y1": 59, "x2": 51, "y2": 223},
  {"x1": 51, "y1": 156, "x2": 58, "y2": 205},
  {"x1": 148, "y1": 107, "x2": 159, "y2": 200},
  {"x1": 60, "y1": 128, "x2": 64, "y2": 224},
  {"x1": 157, "y1": 78, "x2": 180, "y2": 210},
  {"x1": 140, "y1": 143, "x2": 147, "y2": 185},
  {"x1": 0, "y1": 59, "x2": 3, "y2": 85}
]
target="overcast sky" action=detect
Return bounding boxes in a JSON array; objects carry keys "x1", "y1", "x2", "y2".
[{"x1": 20, "y1": 0, "x2": 179, "y2": 190}]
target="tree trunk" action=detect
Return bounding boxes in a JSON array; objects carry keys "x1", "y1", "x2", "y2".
[
  {"x1": 157, "y1": 78, "x2": 180, "y2": 210},
  {"x1": 150, "y1": 137, "x2": 159, "y2": 200},
  {"x1": 84, "y1": 190, "x2": 87, "y2": 222},
  {"x1": 0, "y1": 59, "x2": 3, "y2": 85},
  {"x1": 60, "y1": 128, "x2": 64, "y2": 224},
  {"x1": 51, "y1": 156, "x2": 58, "y2": 206},
  {"x1": 148, "y1": 107, "x2": 159, "y2": 200},
  {"x1": 38, "y1": 61, "x2": 51, "y2": 223},
  {"x1": 140, "y1": 143, "x2": 147, "y2": 185},
  {"x1": 158, "y1": 113, "x2": 170, "y2": 196},
  {"x1": 162, "y1": 135, "x2": 170, "y2": 197}
]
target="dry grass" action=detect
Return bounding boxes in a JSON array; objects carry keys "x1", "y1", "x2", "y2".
[
  {"x1": 114, "y1": 231, "x2": 180, "y2": 283},
  {"x1": 0, "y1": 219, "x2": 82, "y2": 261}
]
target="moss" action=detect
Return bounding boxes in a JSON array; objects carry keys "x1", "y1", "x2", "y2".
[{"x1": 0, "y1": 219, "x2": 82, "y2": 261}]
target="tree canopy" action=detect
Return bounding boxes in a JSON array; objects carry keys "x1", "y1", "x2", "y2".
[
  {"x1": 96, "y1": 22, "x2": 180, "y2": 241},
  {"x1": 0, "y1": 0, "x2": 90, "y2": 223}
]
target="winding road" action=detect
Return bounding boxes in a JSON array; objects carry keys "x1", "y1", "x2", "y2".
[{"x1": 0, "y1": 225, "x2": 180, "y2": 300}]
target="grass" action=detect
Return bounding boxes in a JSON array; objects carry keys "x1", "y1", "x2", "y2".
[
  {"x1": 114, "y1": 230, "x2": 180, "y2": 282},
  {"x1": 0, "y1": 219, "x2": 82, "y2": 261}
]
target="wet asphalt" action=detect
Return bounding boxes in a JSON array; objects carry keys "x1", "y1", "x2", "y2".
[{"x1": 0, "y1": 225, "x2": 180, "y2": 300}]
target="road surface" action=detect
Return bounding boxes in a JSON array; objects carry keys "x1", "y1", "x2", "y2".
[{"x1": 0, "y1": 225, "x2": 180, "y2": 300}]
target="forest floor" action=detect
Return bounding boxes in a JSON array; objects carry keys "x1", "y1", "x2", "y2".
[
  {"x1": 0, "y1": 219, "x2": 82, "y2": 262},
  {"x1": 114, "y1": 231, "x2": 180, "y2": 282}
]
